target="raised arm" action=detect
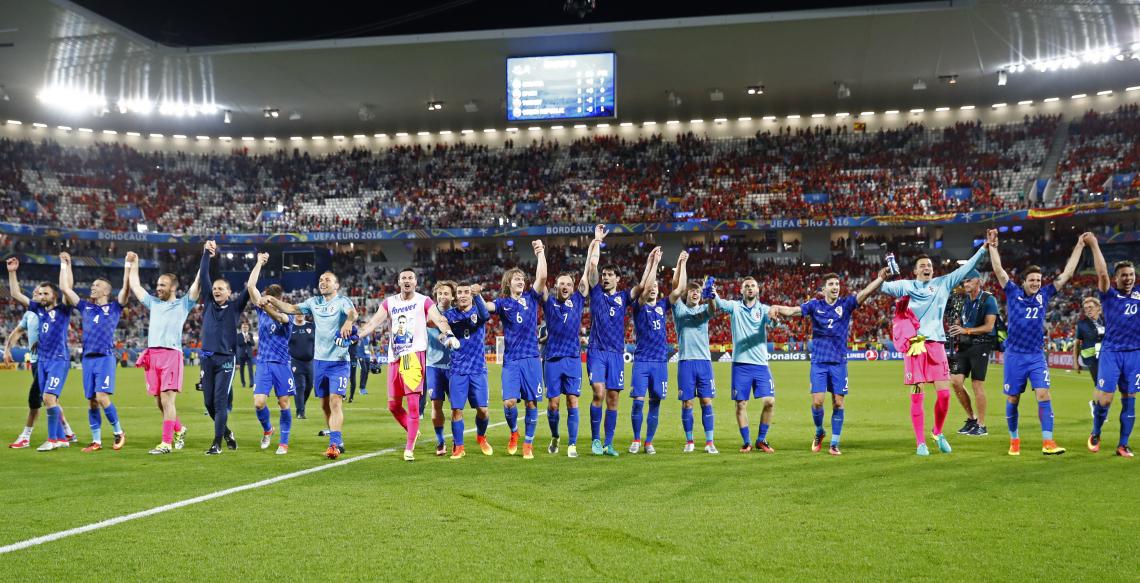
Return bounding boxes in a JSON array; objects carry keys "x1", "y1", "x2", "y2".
[
  {"x1": 117, "y1": 253, "x2": 130, "y2": 305},
  {"x1": 637, "y1": 247, "x2": 663, "y2": 305},
  {"x1": 945, "y1": 241, "x2": 990, "y2": 290},
  {"x1": 856, "y1": 267, "x2": 892, "y2": 305},
  {"x1": 125, "y1": 252, "x2": 148, "y2": 303},
  {"x1": 585, "y1": 224, "x2": 606, "y2": 288},
  {"x1": 188, "y1": 241, "x2": 215, "y2": 303},
  {"x1": 577, "y1": 239, "x2": 598, "y2": 297},
  {"x1": 1054, "y1": 235, "x2": 1087, "y2": 290},
  {"x1": 6, "y1": 258, "x2": 29, "y2": 307},
  {"x1": 532, "y1": 239, "x2": 547, "y2": 295},
  {"x1": 246, "y1": 252, "x2": 268, "y2": 307},
  {"x1": 58, "y1": 252, "x2": 80, "y2": 307},
  {"x1": 356, "y1": 301, "x2": 389, "y2": 338},
  {"x1": 668, "y1": 251, "x2": 688, "y2": 304},
  {"x1": 986, "y1": 229, "x2": 1010, "y2": 288},
  {"x1": 1083, "y1": 232, "x2": 1109, "y2": 293}
]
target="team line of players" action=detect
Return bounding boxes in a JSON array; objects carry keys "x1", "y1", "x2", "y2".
[{"x1": 5, "y1": 226, "x2": 1138, "y2": 460}]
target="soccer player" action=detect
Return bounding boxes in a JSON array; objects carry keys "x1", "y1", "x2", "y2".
[
  {"x1": 879, "y1": 243, "x2": 989, "y2": 456},
  {"x1": 289, "y1": 314, "x2": 315, "y2": 419},
  {"x1": 1073, "y1": 297, "x2": 1105, "y2": 408},
  {"x1": 357, "y1": 268, "x2": 458, "y2": 462},
  {"x1": 247, "y1": 252, "x2": 294, "y2": 455},
  {"x1": 4, "y1": 311, "x2": 75, "y2": 447},
  {"x1": 1084, "y1": 232, "x2": 1139, "y2": 458},
  {"x1": 58, "y1": 251, "x2": 128, "y2": 452},
  {"x1": 542, "y1": 239, "x2": 596, "y2": 458},
  {"x1": 986, "y1": 229, "x2": 1080, "y2": 456},
  {"x1": 585, "y1": 226, "x2": 649, "y2": 456},
  {"x1": 427, "y1": 280, "x2": 457, "y2": 456},
  {"x1": 236, "y1": 322, "x2": 255, "y2": 389},
  {"x1": 442, "y1": 282, "x2": 494, "y2": 459},
  {"x1": 672, "y1": 252, "x2": 720, "y2": 454},
  {"x1": 770, "y1": 267, "x2": 891, "y2": 455},
  {"x1": 127, "y1": 249, "x2": 203, "y2": 454},
  {"x1": 484, "y1": 240, "x2": 548, "y2": 459},
  {"x1": 263, "y1": 270, "x2": 357, "y2": 460},
  {"x1": 7, "y1": 258, "x2": 77, "y2": 451},
  {"x1": 945, "y1": 270, "x2": 999, "y2": 436},
  {"x1": 197, "y1": 241, "x2": 251, "y2": 455},
  {"x1": 713, "y1": 275, "x2": 773, "y2": 453},
  {"x1": 629, "y1": 247, "x2": 669, "y2": 454}
]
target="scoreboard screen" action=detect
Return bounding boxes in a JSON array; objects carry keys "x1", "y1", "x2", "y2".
[{"x1": 506, "y1": 53, "x2": 616, "y2": 122}]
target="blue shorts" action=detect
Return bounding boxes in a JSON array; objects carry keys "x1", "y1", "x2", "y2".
[
  {"x1": 731, "y1": 362, "x2": 775, "y2": 400},
  {"x1": 1003, "y1": 351, "x2": 1050, "y2": 396},
  {"x1": 678, "y1": 360, "x2": 715, "y2": 401},
  {"x1": 38, "y1": 359, "x2": 71, "y2": 398},
  {"x1": 449, "y1": 372, "x2": 490, "y2": 409},
  {"x1": 1097, "y1": 349, "x2": 1140, "y2": 395},
  {"x1": 254, "y1": 362, "x2": 296, "y2": 398},
  {"x1": 426, "y1": 366, "x2": 450, "y2": 401},
  {"x1": 81, "y1": 354, "x2": 117, "y2": 399},
  {"x1": 313, "y1": 360, "x2": 350, "y2": 398},
  {"x1": 587, "y1": 350, "x2": 625, "y2": 390},
  {"x1": 808, "y1": 362, "x2": 846, "y2": 396},
  {"x1": 502, "y1": 357, "x2": 544, "y2": 402},
  {"x1": 631, "y1": 361, "x2": 668, "y2": 399},
  {"x1": 544, "y1": 356, "x2": 582, "y2": 398}
]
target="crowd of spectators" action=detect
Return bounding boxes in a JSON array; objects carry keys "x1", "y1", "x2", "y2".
[{"x1": 1055, "y1": 105, "x2": 1140, "y2": 204}]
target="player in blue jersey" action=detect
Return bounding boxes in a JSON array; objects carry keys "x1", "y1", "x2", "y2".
[
  {"x1": 247, "y1": 253, "x2": 295, "y2": 455},
  {"x1": 879, "y1": 244, "x2": 989, "y2": 456},
  {"x1": 770, "y1": 267, "x2": 890, "y2": 455},
  {"x1": 7, "y1": 257, "x2": 77, "y2": 451},
  {"x1": 585, "y1": 226, "x2": 652, "y2": 456},
  {"x1": 443, "y1": 282, "x2": 494, "y2": 459},
  {"x1": 673, "y1": 252, "x2": 721, "y2": 454},
  {"x1": 4, "y1": 311, "x2": 76, "y2": 448},
  {"x1": 264, "y1": 270, "x2": 358, "y2": 460},
  {"x1": 986, "y1": 229, "x2": 1081, "y2": 456},
  {"x1": 628, "y1": 247, "x2": 671, "y2": 455},
  {"x1": 714, "y1": 276, "x2": 774, "y2": 453},
  {"x1": 58, "y1": 251, "x2": 129, "y2": 452},
  {"x1": 485, "y1": 240, "x2": 548, "y2": 459},
  {"x1": 542, "y1": 239, "x2": 597, "y2": 458},
  {"x1": 427, "y1": 280, "x2": 457, "y2": 456},
  {"x1": 1084, "y1": 233, "x2": 1139, "y2": 458}
]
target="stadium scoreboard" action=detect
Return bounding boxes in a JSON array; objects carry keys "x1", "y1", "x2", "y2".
[{"x1": 507, "y1": 53, "x2": 615, "y2": 122}]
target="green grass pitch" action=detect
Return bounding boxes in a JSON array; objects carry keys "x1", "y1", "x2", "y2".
[{"x1": 0, "y1": 361, "x2": 1133, "y2": 581}]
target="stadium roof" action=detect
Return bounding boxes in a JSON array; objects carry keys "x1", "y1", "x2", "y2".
[{"x1": 0, "y1": 0, "x2": 1138, "y2": 136}]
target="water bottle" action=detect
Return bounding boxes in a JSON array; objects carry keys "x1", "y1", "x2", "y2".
[
  {"x1": 702, "y1": 276, "x2": 716, "y2": 299},
  {"x1": 886, "y1": 253, "x2": 900, "y2": 276}
]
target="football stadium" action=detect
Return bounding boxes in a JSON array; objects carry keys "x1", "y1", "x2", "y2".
[{"x1": 1, "y1": 1, "x2": 1139, "y2": 580}]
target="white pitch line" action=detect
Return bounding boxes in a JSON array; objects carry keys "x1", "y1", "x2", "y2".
[{"x1": 0, "y1": 414, "x2": 536, "y2": 555}]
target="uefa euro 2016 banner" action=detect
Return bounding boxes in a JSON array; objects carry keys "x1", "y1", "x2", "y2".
[{"x1": 1, "y1": 198, "x2": 1135, "y2": 245}]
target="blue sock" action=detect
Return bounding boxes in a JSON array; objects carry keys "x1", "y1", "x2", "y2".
[
  {"x1": 434, "y1": 425, "x2": 445, "y2": 446},
  {"x1": 682, "y1": 407, "x2": 694, "y2": 442},
  {"x1": 452, "y1": 419, "x2": 465, "y2": 446},
  {"x1": 631, "y1": 400, "x2": 645, "y2": 441},
  {"x1": 329, "y1": 430, "x2": 342, "y2": 447},
  {"x1": 701, "y1": 404, "x2": 714, "y2": 443},
  {"x1": 279, "y1": 409, "x2": 292, "y2": 445},
  {"x1": 590, "y1": 405, "x2": 602, "y2": 441},
  {"x1": 646, "y1": 400, "x2": 661, "y2": 444},
  {"x1": 104, "y1": 404, "x2": 122, "y2": 434},
  {"x1": 604, "y1": 408, "x2": 617, "y2": 447},
  {"x1": 47, "y1": 406, "x2": 61, "y2": 441},
  {"x1": 1038, "y1": 400, "x2": 1054, "y2": 440},
  {"x1": 740, "y1": 425, "x2": 751, "y2": 446},
  {"x1": 1093, "y1": 401, "x2": 1110, "y2": 436},
  {"x1": 1120, "y1": 397, "x2": 1136, "y2": 447},
  {"x1": 524, "y1": 407, "x2": 538, "y2": 444},
  {"x1": 757, "y1": 422, "x2": 770, "y2": 443},
  {"x1": 504, "y1": 406, "x2": 518, "y2": 433},
  {"x1": 1006, "y1": 401, "x2": 1019, "y2": 439},
  {"x1": 831, "y1": 408, "x2": 845, "y2": 446},
  {"x1": 547, "y1": 408, "x2": 560, "y2": 439},
  {"x1": 256, "y1": 406, "x2": 272, "y2": 432},
  {"x1": 475, "y1": 416, "x2": 489, "y2": 437},
  {"x1": 811, "y1": 406, "x2": 824, "y2": 435},
  {"x1": 567, "y1": 407, "x2": 579, "y2": 445},
  {"x1": 88, "y1": 408, "x2": 102, "y2": 443}
]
